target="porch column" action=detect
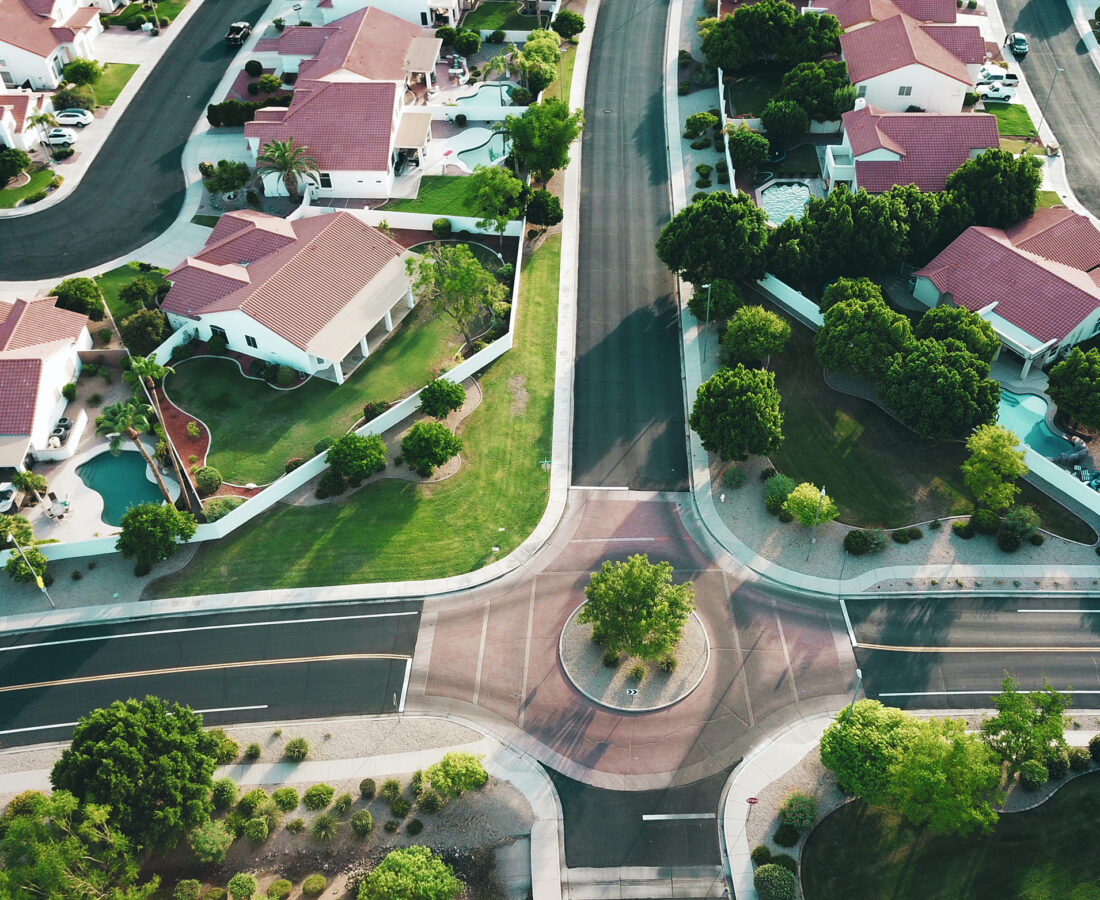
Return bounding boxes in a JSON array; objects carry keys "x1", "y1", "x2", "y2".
[
  {"x1": 992, "y1": 343, "x2": 1002, "y2": 362},
  {"x1": 405, "y1": 288, "x2": 415, "y2": 309},
  {"x1": 1020, "y1": 355, "x2": 1033, "y2": 379},
  {"x1": 384, "y1": 310, "x2": 394, "y2": 332},
  {"x1": 332, "y1": 361, "x2": 345, "y2": 385},
  {"x1": 359, "y1": 335, "x2": 370, "y2": 357}
]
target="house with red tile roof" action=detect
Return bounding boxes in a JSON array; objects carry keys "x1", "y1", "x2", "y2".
[
  {"x1": 0, "y1": 0, "x2": 103, "y2": 91},
  {"x1": 839, "y1": 9, "x2": 986, "y2": 112},
  {"x1": 823, "y1": 99, "x2": 997, "y2": 193},
  {"x1": 296, "y1": 0, "x2": 467, "y2": 29},
  {"x1": 243, "y1": 7, "x2": 441, "y2": 200},
  {"x1": 0, "y1": 295, "x2": 91, "y2": 469},
  {"x1": 912, "y1": 208, "x2": 1100, "y2": 376},
  {"x1": 0, "y1": 89, "x2": 52, "y2": 151},
  {"x1": 161, "y1": 210, "x2": 416, "y2": 385},
  {"x1": 810, "y1": 0, "x2": 957, "y2": 30}
]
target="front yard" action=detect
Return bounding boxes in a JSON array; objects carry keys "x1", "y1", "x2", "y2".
[
  {"x1": 91, "y1": 62, "x2": 139, "y2": 107},
  {"x1": 461, "y1": 0, "x2": 548, "y2": 32},
  {"x1": 381, "y1": 176, "x2": 482, "y2": 217},
  {"x1": 544, "y1": 44, "x2": 577, "y2": 102},
  {"x1": 0, "y1": 167, "x2": 52, "y2": 209},
  {"x1": 109, "y1": 0, "x2": 188, "y2": 25},
  {"x1": 983, "y1": 101, "x2": 1037, "y2": 137},
  {"x1": 146, "y1": 235, "x2": 560, "y2": 596},
  {"x1": 95, "y1": 262, "x2": 169, "y2": 320}
]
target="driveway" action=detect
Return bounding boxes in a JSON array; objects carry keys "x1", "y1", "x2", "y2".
[
  {"x1": 998, "y1": 0, "x2": 1100, "y2": 216},
  {"x1": 571, "y1": 0, "x2": 689, "y2": 490},
  {"x1": 0, "y1": 0, "x2": 268, "y2": 281}
]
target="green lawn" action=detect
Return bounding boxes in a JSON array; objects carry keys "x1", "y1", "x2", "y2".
[
  {"x1": 0, "y1": 168, "x2": 52, "y2": 209},
  {"x1": 769, "y1": 143, "x2": 821, "y2": 177},
  {"x1": 110, "y1": 0, "x2": 188, "y2": 25},
  {"x1": 91, "y1": 62, "x2": 139, "y2": 107},
  {"x1": 145, "y1": 235, "x2": 560, "y2": 596},
  {"x1": 983, "y1": 101, "x2": 1037, "y2": 137},
  {"x1": 1036, "y1": 190, "x2": 1064, "y2": 208},
  {"x1": 190, "y1": 215, "x2": 220, "y2": 227},
  {"x1": 802, "y1": 774, "x2": 1100, "y2": 899},
  {"x1": 461, "y1": 1, "x2": 548, "y2": 32},
  {"x1": 544, "y1": 44, "x2": 576, "y2": 102},
  {"x1": 727, "y1": 69, "x2": 787, "y2": 117},
  {"x1": 166, "y1": 308, "x2": 460, "y2": 485},
  {"x1": 381, "y1": 176, "x2": 481, "y2": 216},
  {"x1": 95, "y1": 263, "x2": 169, "y2": 321}
]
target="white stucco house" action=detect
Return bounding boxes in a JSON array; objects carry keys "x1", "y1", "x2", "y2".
[
  {"x1": 0, "y1": 296, "x2": 91, "y2": 469},
  {"x1": 0, "y1": 89, "x2": 52, "y2": 150},
  {"x1": 911, "y1": 208, "x2": 1100, "y2": 377},
  {"x1": 245, "y1": 6, "x2": 440, "y2": 200},
  {"x1": 0, "y1": 0, "x2": 102, "y2": 91},
  {"x1": 161, "y1": 210, "x2": 417, "y2": 385}
]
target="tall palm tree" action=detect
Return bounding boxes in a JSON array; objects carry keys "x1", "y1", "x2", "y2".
[
  {"x1": 255, "y1": 139, "x2": 320, "y2": 202},
  {"x1": 484, "y1": 50, "x2": 514, "y2": 85},
  {"x1": 96, "y1": 399, "x2": 174, "y2": 504},
  {"x1": 28, "y1": 111, "x2": 56, "y2": 147},
  {"x1": 507, "y1": 43, "x2": 528, "y2": 89},
  {"x1": 124, "y1": 355, "x2": 193, "y2": 512}
]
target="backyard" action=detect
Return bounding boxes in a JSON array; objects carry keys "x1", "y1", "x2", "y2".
[
  {"x1": 0, "y1": 167, "x2": 53, "y2": 209},
  {"x1": 95, "y1": 262, "x2": 169, "y2": 320},
  {"x1": 91, "y1": 62, "x2": 139, "y2": 107},
  {"x1": 768, "y1": 143, "x2": 821, "y2": 178},
  {"x1": 382, "y1": 176, "x2": 481, "y2": 216},
  {"x1": 461, "y1": 0, "x2": 548, "y2": 32},
  {"x1": 801, "y1": 773, "x2": 1100, "y2": 899},
  {"x1": 145, "y1": 235, "x2": 560, "y2": 596},
  {"x1": 726, "y1": 68, "x2": 786, "y2": 117}
]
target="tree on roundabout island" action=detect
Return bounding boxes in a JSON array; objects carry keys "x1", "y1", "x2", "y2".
[{"x1": 579, "y1": 553, "x2": 696, "y2": 665}]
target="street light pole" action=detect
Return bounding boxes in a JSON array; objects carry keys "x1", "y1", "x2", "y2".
[
  {"x1": 701, "y1": 282, "x2": 713, "y2": 364},
  {"x1": 842, "y1": 668, "x2": 863, "y2": 721},
  {"x1": 6, "y1": 535, "x2": 55, "y2": 608},
  {"x1": 806, "y1": 484, "x2": 826, "y2": 560},
  {"x1": 1036, "y1": 66, "x2": 1064, "y2": 138}
]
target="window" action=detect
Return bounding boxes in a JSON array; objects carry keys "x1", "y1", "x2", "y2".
[
  {"x1": 210, "y1": 325, "x2": 228, "y2": 341},
  {"x1": 318, "y1": 173, "x2": 332, "y2": 189},
  {"x1": 856, "y1": 85, "x2": 867, "y2": 98},
  {"x1": 245, "y1": 335, "x2": 258, "y2": 349},
  {"x1": 421, "y1": 11, "x2": 428, "y2": 23},
  {"x1": 898, "y1": 85, "x2": 912, "y2": 96}
]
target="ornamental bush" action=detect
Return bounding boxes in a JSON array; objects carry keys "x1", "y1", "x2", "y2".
[
  {"x1": 351, "y1": 810, "x2": 374, "y2": 837},
  {"x1": 972, "y1": 508, "x2": 1000, "y2": 535},
  {"x1": 777, "y1": 790, "x2": 817, "y2": 828},
  {"x1": 276, "y1": 366, "x2": 298, "y2": 387},
  {"x1": 238, "y1": 788, "x2": 269, "y2": 817},
  {"x1": 953, "y1": 519, "x2": 975, "y2": 539},
  {"x1": 188, "y1": 820, "x2": 233, "y2": 864},
  {"x1": 272, "y1": 787, "x2": 298, "y2": 811},
  {"x1": 311, "y1": 812, "x2": 339, "y2": 842},
  {"x1": 432, "y1": 217, "x2": 452, "y2": 238},
  {"x1": 245, "y1": 59, "x2": 263, "y2": 76},
  {"x1": 1046, "y1": 749, "x2": 1070, "y2": 780},
  {"x1": 751, "y1": 844, "x2": 772, "y2": 865},
  {"x1": 417, "y1": 788, "x2": 444, "y2": 812},
  {"x1": 245, "y1": 742, "x2": 261, "y2": 760},
  {"x1": 754, "y1": 863, "x2": 797, "y2": 900},
  {"x1": 381, "y1": 779, "x2": 402, "y2": 802},
  {"x1": 401, "y1": 421, "x2": 462, "y2": 476},
  {"x1": 285, "y1": 818, "x2": 304, "y2": 833},
  {"x1": 228, "y1": 873, "x2": 257, "y2": 900},
  {"x1": 418, "y1": 377, "x2": 466, "y2": 419},
  {"x1": 301, "y1": 875, "x2": 326, "y2": 897},
  {"x1": 843, "y1": 528, "x2": 887, "y2": 556},
  {"x1": 1020, "y1": 759, "x2": 1048, "y2": 790},
  {"x1": 212, "y1": 778, "x2": 237, "y2": 810},
  {"x1": 359, "y1": 777, "x2": 376, "y2": 799},
  {"x1": 283, "y1": 737, "x2": 309, "y2": 761},
  {"x1": 773, "y1": 822, "x2": 800, "y2": 847},
  {"x1": 302, "y1": 783, "x2": 333, "y2": 810},
  {"x1": 771, "y1": 853, "x2": 798, "y2": 874},
  {"x1": 764, "y1": 473, "x2": 797, "y2": 515},
  {"x1": 267, "y1": 880, "x2": 292, "y2": 900},
  {"x1": 1089, "y1": 734, "x2": 1100, "y2": 762},
  {"x1": 333, "y1": 792, "x2": 353, "y2": 815},
  {"x1": 194, "y1": 466, "x2": 222, "y2": 495},
  {"x1": 391, "y1": 796, "x2": 411, "y2": 818},
  {"x1": 406, "y1": 817, "x2": 424, "y2": 835},
  {"x1": 175, "y1": 880, "x2": 202, "y2": 900},
  {"x1": 243, "y1": 817, "x2": 269, "y2": 843},
  {"x1": 1070, "y1": 746, "x2": 1091, "y2": 771}
]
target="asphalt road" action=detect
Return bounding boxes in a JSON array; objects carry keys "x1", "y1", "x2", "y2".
[
  {"x1": 0, "y1": 0, "x2": 268, "y2": 281},
  {"x1": 571, "y1": 0, "x2": 689, "y2": 491},
  {"x1": 847, "y1": 595, "x2": 1100, "y2": 709},
  {"x1": 998, "y1": 0, "x2": 1100, "y2": 216},
  {"x1": 0, "y1": 602, "x2": 419, "y2": 746}
]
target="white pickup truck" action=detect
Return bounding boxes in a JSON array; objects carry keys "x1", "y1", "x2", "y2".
[{"x1": 977, "y1": 64, "x2": 1020, "y2": 87}]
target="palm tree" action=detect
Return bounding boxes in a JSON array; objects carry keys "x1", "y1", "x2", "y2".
[
  {"x1": 124, "y1": 355, "x2": 193, "y2": 512},
  {"x1": 255, "y1": 139, "x2": 320, "y2": 202},
  {"x1": 484, "y1": 50, "x2": 514, "y2": 85},
  {"x1": 28, "y1": 111, "x2": 56, "y2": 148},
  {"x1": 96, "y1": 399, "x2": 174, "y2": 504},
  {"x1": 507, "y1": 43, "x2": 528, "y2": 89}
]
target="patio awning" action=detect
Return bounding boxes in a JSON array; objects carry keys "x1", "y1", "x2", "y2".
[
  {"x1": 395, "y1": 110, "x2": 432, "y2": 149},
  {"x1": 0, "y1": 433, "x2": 31, "y2": 469},
  {"x1": 404, "y1": 37, "x2": 443, "y2": 74}
]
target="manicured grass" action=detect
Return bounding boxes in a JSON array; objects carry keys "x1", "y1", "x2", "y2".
[
  {"x1": 110, "y1": 0, "x2": 188, "y2": 25},
  {"x1": 381, "y1": 176, "x2": 480, "y2": 216},
  {"x1": 94, "y1": 263, "x2": 169, "y2": 321},
  {"x1": 999, "y1": 137, "x2": 1044, "y2": 157},
  {"x1": 802, "y1": 773, "x2": 1100, "y2": 899},
  {"x1": 983, "y1": 101, "x2": 1037, "y2": 137},
  {"x1": 461, "y1": 1, "x2": 548, "y2": 32},
  {"x1": 91, "y1": 62, "x2": 139, "y2": 107},
  {"x1": 769, "y1": 143, "x2": 820, "y2": 177},
  {"x1": 726, "y1": 68, "x2": 787, "y2": 117},
  {"x1": 165, "y1": 308, "x2": 461, "y2": 484},
  {"x1": 1036, "y1": 190, "x2": 1064, "y2": 208},
  {"x1": 146, "y1": 236, "x2": 560, "y2": 596},
  {"x1": 191, "y1": 214, "x2": 220, "y2": 227},
  {"x1": 544, "y1": 44, "x2": 576, "y2": 103},
  {"x1": 0, "y1": 168, "x2": 52, "y2": 209}
]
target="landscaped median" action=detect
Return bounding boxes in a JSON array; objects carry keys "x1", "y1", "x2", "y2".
[{"x1": 144, "y1": 235, "x2": 560, "y2": 595}]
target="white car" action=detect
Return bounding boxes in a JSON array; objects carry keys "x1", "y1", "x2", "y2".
[
  {"x1": 978, "y1": 83, "x2": 1017, "y2": 102},
  {"x1": 44, "y1": 127, "x2": 77, "y2": 147},
  {"x1": 976, "y1": 64, "x2": 1019, "y2": 87},
  {"x1": 54, "y1": 108, "x2": 93, "y2": 127}
]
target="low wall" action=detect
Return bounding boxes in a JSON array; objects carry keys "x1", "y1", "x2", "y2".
[
  {"x1": 809, "y1": 119, "x2": 841, "y2": 134},
  {"x1": 429, "y1": 104, "x2": 517, "y2": 122},
  {"x1": 1026, "y1": 450, "x2": 1100, "y2": 528},
  {"x1": 715, "y1": 67, "x2": 736, "y2": 199},
  {"x1": 755, "y1": 274, "x2": 823, "y2": 330},
  {"x1": 302, "y1": 205, "x2": 523, "y2": 238}
]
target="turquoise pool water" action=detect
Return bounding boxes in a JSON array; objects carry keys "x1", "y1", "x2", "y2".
[
  {"x1": 76, "y1": 451, "x2": 165, "y2": 526},
  {"x1": 455, "y1": 82, "x2": 518, "y2": 107},
  {"x1": 760, "y1": 181, "x2": 810, "y2": 223},
  {"x1": 997, "y1": 390, "x2": 1072, "y2": 458},
  {"x1": 457, "y1": 132, "x2": 509, "y2": 169}
]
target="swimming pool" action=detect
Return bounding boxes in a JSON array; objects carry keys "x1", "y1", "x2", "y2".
[
  {"x1": 997, "y1": 390, "x2": 1073, "y2": 458},
  {"x1": 457, "y1": 131, "x2": 510, "y2": 169},
  {"x1": 76, "y1": 450, "x2": 167, "y2": 526},
  {"x1": 760, "y1": 181, "x2": 810, "y2": 224},
  {"x1": 455, "y1": 82, "x2": 519, "y2": 107}
]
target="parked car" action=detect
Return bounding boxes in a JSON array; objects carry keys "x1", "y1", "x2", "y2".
[
  {"x1": 44, "y1": 127, "x2": 77, "y2": 147},
  {"x1": 977, "y1": 65, "x2": 1020, "y2": 87},
  {"x1": 978, "y1": 83, "x2": 1017, "y2": 101},
  {"x1": 54, "y1": 108, "x2": 94, "y2": 127},
  {"x1": 0, "y1": 483, "x2": 13, "y2": 514},
  {"x1": 1005, "y1": 32, "x2": 1029, "y2": 56},
  {"x1": 225, "y1": 21, "x2": 252, "y2": 44}
]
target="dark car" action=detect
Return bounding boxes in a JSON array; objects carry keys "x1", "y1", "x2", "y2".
[
  {"x1": 225, "y1": 21, "x2": 252, "y2": 44},
  {"x1": 1006, "y1": 32, "x2": 1029, "y2": 56}
]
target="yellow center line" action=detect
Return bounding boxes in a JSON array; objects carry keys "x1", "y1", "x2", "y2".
[
  {"x1": 858, "y1": 642, "x2": 1100, "y2": 654},
  {"x1": 0, "y1": 653, "x2": 409, "y2": 694}
]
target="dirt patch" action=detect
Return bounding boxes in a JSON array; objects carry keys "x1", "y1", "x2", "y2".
[{"x1": 507, "y1": 375, "x2": 529, "y2": 417}]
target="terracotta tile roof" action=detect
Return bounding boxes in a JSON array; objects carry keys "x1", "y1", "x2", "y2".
[
  {"x1": 841, "y1": 13, "x2": 971, "y2": 84},
  {"x1": 164, "y1": 211, "x2": 412, "y2": 353},
  {"x1": 915, "y1": 224, "x2": 1100, "y2": 343},
  {"x1": 0, "y1": 90, "x2": 43, "y2": 132},
  {"x1": 298, "y1": 6, "x2": 429, "y2": 82},
  {"x1": 0, "y1": 296, "x2": 88, "y2": 351},
  {"x1": 264, "y1": 24, "x2": 334, "y2": 57},
  {"x1": 819, "y1": 0, "x2": 955, "y2": 28},
  {"x1": 842, "y1": 103, "x2": 998, "y2": 191},
  {"x1": 1003, "y1": 207, "x2": 1100, "y2": 271},
  {"x1": 0, "y1": 0, "x2": 65, "y2": 57},
  {"x1": 920, "y1": 24, "x2": 986, "y2": 63},
  {"x1": 244, "y1": 81, "x2": 395, "y2": 171},
  {"x1": 49, "y1": 4, "x2": 98, "y2": 43},
  {"x1": 0, "y1": 358, "x2": 42, "y2": 436}
]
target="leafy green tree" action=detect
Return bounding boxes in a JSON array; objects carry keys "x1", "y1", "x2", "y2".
[
  {"x1": 701, "y1": 0, "x2": 797, "y2": 69},
  {"x1": 915, "y1": 304, "x2": 999, "y2": 363},
  {"x1": 656, "y1": 191, "x2": 770, "y2": 284},
  {"x1": 820, "y1": 699, "x2": 919, "y2": 804},
  {"x1": 0, "y1": 513, "x2": 33, "y2": 548},
  {"x1": 255, "y1": 138, "x2": 320, "y2": 201},
  {"x1": 886, "y1": 717, "x2": 1002, "y2": 836},
  {"x1": 687, "y1": 279, "x2": 741, "y2": 322},
  {"x1": 51, "y1": 276, "x2": 106, "y2": 320},
  {"x1": 785, "y1": 8, "x2": 841, "y2": 63},
  {"x1": 51, "y1": 696, "x2": 220, "y2": 850},
  {"x1": 760, "y1": 98, "x2": 809, "y2": 143},
  {"x1": 500, "y1": 97, "x2": 584, "y2": 183},
  {"x1": 454, "y1": 29, "x2": 481, "y2": 56},
  {"x1": 418, "y1": 377, "x2": 465, "y2": 418},
  {"x1": 1047, "y1": 347, "x2": 1100, "y2": 429},
  {"x1": 961, "y1": 424, "x2": 1028, "y2": 511},
  {"x1": 11, "y1": 469, "x2": 47, "y2": 497},
  {"x1": 721, "y1": 305, "x2": 790, "y2": 362},
  {"x1": 819, "y1": 276, "x2": 882, "y2": 313},
  {"x1": 96, "y1": 398, "x2": 175, "y2": 503},
  {"x1": 4, "y1": 545, "x2": 48, "y2": 585},
  {"x1": 228, "y1": 873, "x2": 258, "y2": 900},
  {"x1": 690, "y1": 364, "x2": 783, "y2": 460},
  {"x1": 400, "y1": 421, "x2": 462, "y2": 476},
  {"x1": 187, "y1": 819, "x2": 233, "y2": 864},
  {"x1": 470, "y1": 164, "x2": 528, "y2": 245},
  {"x1": 62, "y1": 57, "x2": 102, "y2": 85},
  {"x1": 53, "y1": 84, "x2": 95, "y2": 111},
  {"x1": 359, "y1": 846, "x2": 463, "y2": 900},
  {"x1": 724, "y1": 125, "x2": 769, "y2": 171},
  {"x1": 116, "y1": 502, "x2": 197, "y2": 576},
  {"x1": 511, "y1": 29, "x2": 560, "y2": 94},
  {"x1": 325, "y1": 433, "x2": 387, "y2": 482},
  {"x1": 578, "y1": 553, "x2": 695, "y2": 660},
  {"x1": 880, "y1": 339, "x2": 1000, "y2": 439},
  {"x1": 525, "y1": 188, "x2": 563, "y2": 227},
  {"x1": 814, "y1": 296, "x2": 913, "y2": 382},
  {"x1": 0, "y1": 147, "x2": 31, "y2": 187},
  {"x1": 204, "y1": 159, "x2": 251, "y2": 197},
  {"x1": 776, "y1": 59, "x2": 849, "y2": 120},
  {"x1": 0, "y1": 791, "x2": 159, "y2": 900},
  {"x1": 426, "y1": 752, "x2": 489, "y2": 798},
  {"x1": 119, "y1": 308, "x2": 170, "y2": 355},
  {"x1": 783, "y1": 482, "x2": 838, "y2": 527},
  {"x1": 256, "y1": 73, "x2": 282, "y2": 93},
  {"x1": 945, "y1": 149, "x2": 1042, "y2": 228},
  {"x1": 684, "y1": 111, "x2": 718, "y2": 138},
  {"x1": 406, "y1": 243, "x2": 506, "y2": 346},
  {"x1": 981, "y1": 676, "x2": 1069, "y2": 775},
  {"x1": 119, "y1": 276, "x2": 158, "y2": 311},
  {"x1": 551, "y1": 9, "x2": 585, "y2": 39}
]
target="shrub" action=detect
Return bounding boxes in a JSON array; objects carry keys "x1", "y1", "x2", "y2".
[
  {"x1": 310, "y1": 813, "x2": 339, "y2": 842},
  {"x1": 333, "y1": 792, "x2": 353, "y2": 815},
  {"x1": 285, "y1": 457, "x2": 305, "y2": 474},
  {"x1": 313, "y1": 436, "x2": 335, "y2": 455},
  {"x1": 1028, "y1": 531, "x2": 1045, "y2": 545},
  {"x1": 771, "y1": 853, "x2": 798, "y2": 874},
  {"x1": 455, "y1": 113, "x2": 467, "y2": 127},
  {"x1": 246, "y1": 82, "x2": 260, "y2": 96},
  {"x1": 283, "y1": 737, "x2": 309, "y2": 761},
  {"x1": 695, "y1": 177, "x2": 712, "y2": 188},
  {"x1": 285, "y1": 818, "x2": 304, "y2": 833},
  {"x1": 97, "y1": 327, "x2": 113, "y2": 344},
  {"x1": 302, "y1": 783, "x2": 333, "y2": 810},
  {"x1": 206, "y1": 332, "x2": 228, "y2": 354},
  {"x1": 238, "y1": 787, "x2": 269, "y2": 817},
  {"x1": 777, "y1": 790, "x2": 817, "y2": 828},
  {"x1": 953, "y1": 519, "x2": 975, "y2": 539},
  {"x1": 380, "y1": 778, "x2": 402, "y2": 802},
  {"x1": 249, "y1": 359, "x2": 269, "y2": 379},
  {"x1": 245, "y1": 59, "x2": 263, "y2": 77},
  {"x1": 1090, "y1": 734, "x2": 1100, "y2": 763},
  {"x1": 417, "y1": 788, "x2": 443, "y2": 812},
  {"x1": 778, "y1": 509, "x2": 794, "y2": 523},
  {"x1": 176, "y1": 880, "x2": 202, "y2": 900},
  {"x1": 628, "y1": 664, "x2": 646, "y2": 682},
  {"x1": 905, "y1": 526, "x2": 923, "y2": 540},
  {"x1": 212, "y1": 778, "x2": 237, "y2": 810},
  {"x1": 490, "y1": 28, "x2": 505, "y2": 42},
  {"x1": 432, "y1": 217, "x2": 452, "y2": 238},
  {"x1": 658, "y1": 654, "x2": 678, "y2": 673},
  {"x1": 843, "y1": 528, "x2": 887, "y2": 556},
  {"x1": 695, "y1": 163, "x2": 713, "y2": 178},
  {"x1": 362, "y1": 400, "x2": 392, "y2": 421},
  {"x1": 754, "y1": 863, "x2": 797, "y2": 900},
  {"x1": 685, "y1": 111, "x2": 718, "y2": 138},
  {"x1": 257, "y1": 74, "x2": 282, "y2": 93},
  {"x1": 188, "y1": 820, "x2": 233, "y2": 864},
  {"x1": 764, "y1": 474, "x2": 797, "y2": 514},
  {"x1": 602, "y1": 648, "x2": 621, "y2": 667},
  {"x1": 273, "y1": 16, "x2": 285, "y2": 30},
  {"x1": 244, "y1": 817, "x2": 269, "y2": 843},
  {"x1": 409, "y1": 770, "x2": 423, "y2": 796},
  {"x1": 52, "y1": 276, "x2": 105, "y2": 320},
  {"x1": 22, "y1": 189, "x2": 48, "y2": 204},
  {"x1": 301, "y1": 875, "x2": 326, "y2": 897},
  {"x1": 891, "y1": 529, "x2": 911, "y2": 544},
  {"x1": 1070, "y1": 746, "x2": 1091, "y2": 771},
  {"x1": 997, "y1": 529, "x2": 1023, "y2": 553},
  {"x1": 972, "y1": 508, "x2": 1000, "y2": 534},
  {"x1": 679, "y1": 80, "x2": 691, "y2": 95},
  {"x1": 203, "y1": 891, "x2": 226, "y2": 900},
  {"x1": 212, "y1": 731, "x2": 240, "y2": 763},
  {"x1": 1047, "y1": 749, "x2": 1070, "y2": 780},
  {"x1": 964, "y1": 90, "x2": 980, "y2": 106},
  {"x1": 275, "y1": 365, "x2": 297, "y2": 387},
  {"x1": 400, "y1": 421, "x2": 462, "y2": 476},
  {"x1": 751, "y1": 844, "x2": 772, "y2": 865},
  {"x1": 1020, "y1": 758, "x2": 1048, "y2": 790},
  {"x1": 391, "y1": 796, "x2": 411, "y2": 818},
  {"x1": 418, "y1": 377, "x2": 466, "y2": 419},
  {"x1": 267, "y1": 880, "x2": 292, "y2": 900},
  {"x1": 509, "y1": 85, "x2": 532, "y2": 105},
  {"x1": 406, "y1": 817, "x2": 424, "y2": 835},
  {"x1": 384, "y1": 820, "x2": 399, "y2": 833},
  {"x1": 359, "y1": 777, "x2": 376, "y2": 799},
  {"x1": 61, "y1": 381, "x2": 77, "y2": 401},
  {"x1": 271, "y1": 787, "x2": 298, "y2": 811},
  {"x1": 722, "y1": 466, "x2": 747, "y2": 488},
  {"x1": 194, "y1": 466, "x2": 222, "y2": 494},
  {"x1": 773, "y1": 822, "x2": 801, "y2": 847},
  {"x1": 344, "y1": 810, "x2": 372, "y2": 840}
]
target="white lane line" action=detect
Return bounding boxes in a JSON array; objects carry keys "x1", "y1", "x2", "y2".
[
  {"x1": 0, "y1": 611, "x2": 418, "y2": 653},
  {"x1": 572, "y1": 485, "x2": 629, "y2": 491},
  {"x1": 877, "y1": 690, "x2": 1100, "y2": 697},
  {"x1": 518, "y1": 580, "x2": 536, "y2": 729},
  {"x1": 0, "y1": 704, "x2": 270, "y2": 735},
  {"x1": 471, "y1": 600, "x2": 491, "y2": 706},
  {"x1": 773, "y1": 600, "x2": 799, "y2": 704},
  {"x1": 839, "y1": 597, "x2": 856, "y2": 647},
  {"x1": 641, "y1": 813, "x2": 714, "y2": 821},
  {"x1": 570, "y1": 537, "x2": 657, "y2": 542},
  {"x1": 1017, "y1": 609, "x2": 1100, "y2": 613},
  {"x1": 398, "y1": 659, "x2": 411, "y2": 714}
]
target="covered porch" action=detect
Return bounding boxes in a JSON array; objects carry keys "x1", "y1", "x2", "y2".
[{"x1": 333, "y1": 289, "x2": 419, "y2": 381}]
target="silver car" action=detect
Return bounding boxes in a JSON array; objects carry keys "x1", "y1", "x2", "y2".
[
  {"x1": 44, "y1": 127, "x2": 78, "y2": 146},
  {"x1": 54, "y1": 108, "x2": 94, "y2": 127}
]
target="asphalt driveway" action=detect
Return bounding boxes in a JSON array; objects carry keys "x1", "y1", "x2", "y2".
[{"x1": 0, "y1": 0, "x2": 268, "y2": 281}]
